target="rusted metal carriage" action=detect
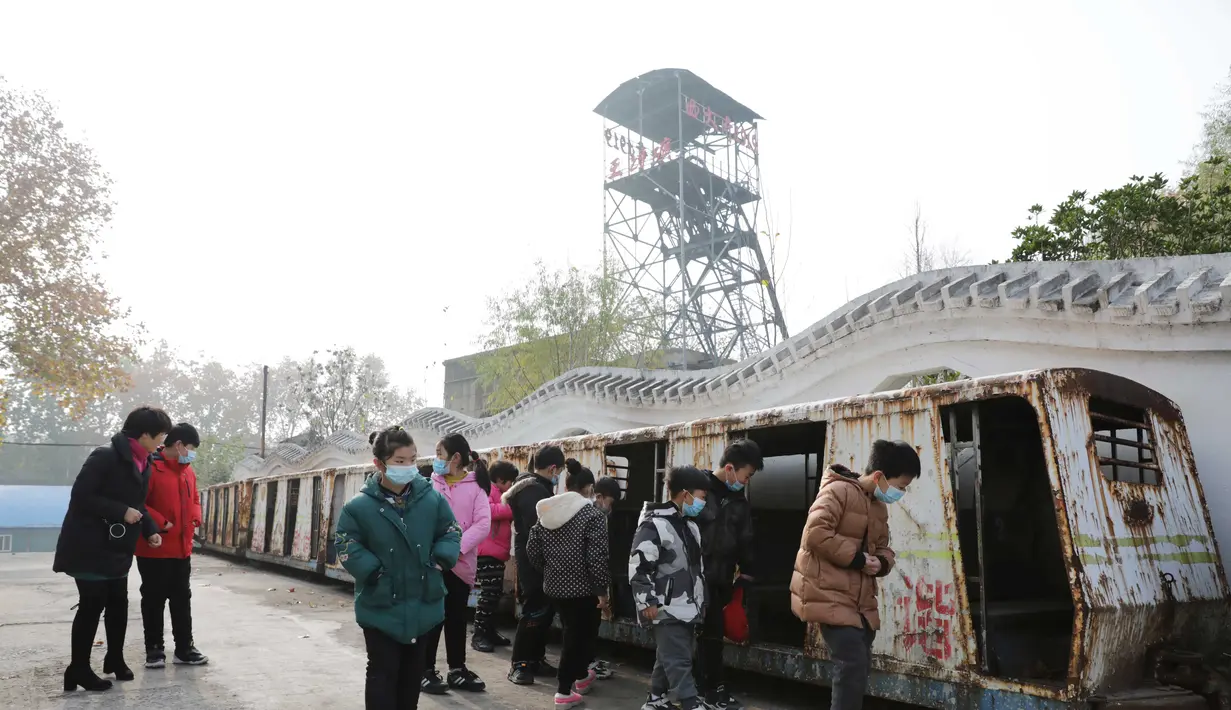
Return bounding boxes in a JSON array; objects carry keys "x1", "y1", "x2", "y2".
[{"x1": 200, "y1": 368, "x2": 1229, "y2": 709}]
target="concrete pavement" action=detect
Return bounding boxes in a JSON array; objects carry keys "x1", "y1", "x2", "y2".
[{"x1": 0, "y1": 553, "x2": 842, "y2": 710}]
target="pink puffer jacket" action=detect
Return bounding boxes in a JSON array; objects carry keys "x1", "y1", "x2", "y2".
[
  {"x1": 430, "y1": 471, "x2": 491, "y2": 586},
  {"x1": 477, "y1": 486, "x2": 513, "y2": 561}
]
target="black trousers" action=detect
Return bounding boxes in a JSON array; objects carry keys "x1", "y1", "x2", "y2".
[
  {"x1": 364, "y1": 627, "x2": 427, "y2": 710},
  {"x1": 555, "y1": 596, "x2": 600, "y2": 694},
  {"x1": 696, "y1": 583, "x2": 734, "y2": 692},
  {"x1": 137, "y1": 557, "x2": 193, "y2": 651},
  {"x1": 473, "y1": 556, "x2": 505, "y2": 635},
  {"x1": 822, "y1": 617, "x2": 877, "y2": 710},
  {"x1": 72, "y1": 578, "x2": 128, "y2": 669},
  {"x1": 511, "y1": 570, "x2": 555, "y2": 664},
  {"x1": 422, "y1": 569, "x2": 470, "y2": 671}
]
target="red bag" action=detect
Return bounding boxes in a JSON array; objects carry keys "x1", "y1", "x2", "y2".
[{"x1": 723, "y1": 586, "x2": 750, "y2": 644}]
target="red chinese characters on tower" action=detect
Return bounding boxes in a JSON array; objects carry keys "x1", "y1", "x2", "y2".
[
  {"x1": 685, "y1": 97, "x2": 701, "y2": 120},
  {"x1": 893, "y1": 575, "x2": 955, "y2": 662},
  {"x1": 609, "y1": 158, "x2": 623, "y2": 179},
  {"x1": 652, "y1": 137, "x2": 672, "y2": 164}
]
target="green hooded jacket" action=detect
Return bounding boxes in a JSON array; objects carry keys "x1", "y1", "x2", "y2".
[{"x1": 335, "y1": 474, "x2": 462, "y2": 643}]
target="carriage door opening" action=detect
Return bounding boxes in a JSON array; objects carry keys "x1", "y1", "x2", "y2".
[
  {"x1": 263, "y1": 482, "x2": 277, "y2": 553},
  {"x1": 326, "y1": 474, "x2": 347, "y2": 565},
  {"x1": 942, "y1": 397, "x2": 1072, "y2": 683},
  {"x1": 733, "y1": 421, "x2": 827, "y2": 649},
  {"x1": 604, "y1": 439, "x2": 668, "y2": 621}
]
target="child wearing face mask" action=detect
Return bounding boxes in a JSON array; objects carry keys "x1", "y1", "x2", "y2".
[
  {"x1": 587, "y1": 476, "x2": 623, "y2": 681},
  {"x1": 693, "y1": 439, "x2": 763, "y2": 710},
  {"x1": 630, "y1": 466, "x2": 710, "y2": 710},
  {"x1": 334, "y1": 426, "x2": 462, "y2": 710},
  {"x1": 471, "y1": 461, "x2": 520, "y2": 653},
  {"x1": 421, "y1": 433, "x2": 492, "y2": 695},
  {"x1": 790, "y1": 439, "x2": 921, "y2": 710},
  {"x1": 526, "y1": 459, "x2": 610, "y2": 709}
]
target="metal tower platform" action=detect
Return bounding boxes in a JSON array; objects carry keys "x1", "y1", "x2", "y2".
[{"x1": 595, "y1": 68, "x2": 789, "y2": 366}]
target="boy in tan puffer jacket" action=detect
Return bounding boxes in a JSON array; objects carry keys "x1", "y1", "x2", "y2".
[{"x1": 789, "y1": 439, "x2": 921, "y2": 710}]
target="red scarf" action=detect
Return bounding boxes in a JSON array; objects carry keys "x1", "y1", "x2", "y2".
[{"x1": 127, "y1": 437, "x2": 150, "y2": 472}]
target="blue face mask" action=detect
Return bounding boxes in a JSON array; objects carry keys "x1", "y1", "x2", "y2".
[
  {"x1": 726, "y1": 480, "x2": 744, "y2": 493},
  {"x1": 178, "y1": 450, "x2": 197, "y2": 465},
  {"x1": 683, "y1": 496, "x2": 706, "y2": 517},
  {"x1": 385, "y1": 465, "x2": 417, "y2": 485},
  {"x1": 875, "y1": 485, "x2": 905, "y2": 505},
  {"x1": 432, "y1": 458, "x2": 449, "y2": 475}
]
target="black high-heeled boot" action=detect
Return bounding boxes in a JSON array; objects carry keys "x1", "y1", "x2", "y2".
[
  {"x1": 63, "y1": 666, "x2": 113, "y2": 692},
  {"x1": 68, "y1": 588, "x2": 112, "y2": 691},
  {"x1": 102, "y1": 655, "x2": 134, "y2": 681},
  {"x1": 101, "y1": 587, "x2": 132, "y2": 680}
]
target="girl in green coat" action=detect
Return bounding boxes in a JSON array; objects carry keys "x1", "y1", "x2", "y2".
[{"x1": 335, "y1": 426, "x2": 462, "y2": 710}]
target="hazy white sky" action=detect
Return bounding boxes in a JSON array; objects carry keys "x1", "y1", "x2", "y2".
[{"x1": 2, "y1": 1, "x2": 1229, "y2": 406}]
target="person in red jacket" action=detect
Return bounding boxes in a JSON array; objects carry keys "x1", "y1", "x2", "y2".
[
  {"x1": 135, "y1": 422, "x2": 208, "y2": 669},
  {"x1": 471, "y1": 461, "x2": 519, "y2": 653}
]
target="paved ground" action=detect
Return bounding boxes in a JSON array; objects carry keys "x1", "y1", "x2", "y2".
[{"x1": 0, "y1": 553, "x2": 848, "y2": 710}]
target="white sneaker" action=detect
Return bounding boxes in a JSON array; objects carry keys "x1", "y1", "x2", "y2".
[{"x1": 555, "y1": 691, "x2": 585, "y2": 708}]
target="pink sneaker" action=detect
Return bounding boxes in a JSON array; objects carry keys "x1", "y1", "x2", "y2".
[
  {"x1": 554, "y1": 691, "x2": 585, "y2": 708},
  {"x1": 573, "y1": 669, "x2": 598, "y2": 695}
]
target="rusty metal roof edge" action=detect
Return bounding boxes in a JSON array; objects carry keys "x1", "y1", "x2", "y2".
[
  {"x1": 226, "y1": 368, "x2": 1164, "y2": 486},
  {"x1": 238, "y1": 254, "x2": 1231, "y2": 477}
]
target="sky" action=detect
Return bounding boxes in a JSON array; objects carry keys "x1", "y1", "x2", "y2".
[{"x1": 2, "y1": 1, "x2": 1229, "y2": 407}]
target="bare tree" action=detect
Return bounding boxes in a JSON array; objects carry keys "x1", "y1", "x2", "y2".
[{"x1": 900, "y1": 203, "x2": 971, "y2": 278}]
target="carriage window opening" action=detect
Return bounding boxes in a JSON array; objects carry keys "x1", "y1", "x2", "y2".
[
  {"x1": 602, "y1": 456, "x2": 632, "y2": 499},
  {"x1": 730, "y1": 421, "x2": 827, "y2": 649},
  {"x1": 1090, "y1": 398, "x2": 1159, "y2": 485},
  {"x1": 230, "y1": 486, "x2": 239, "y2": 545},
  {"x1": 309, "y1": 476, "x2": 323, "y2": 560},
  {"x1": 221, "y1": 488, "x2": 230, "y2": 545},
  {"x1": 942, "y1": 397, "x2": 1072, "y2": 684},
  {"x1": 211, "y1": 490, "x2": 220, "y2": 541},
  {"x1": 603, "y1": 440, "x2": 668, "y2": 622},
  {"x1": 283, "y1": 479, "x2": 301, "y2": 556},
  {"x1": 264, "y1": 482, "x2": 277, "y2": 554}
]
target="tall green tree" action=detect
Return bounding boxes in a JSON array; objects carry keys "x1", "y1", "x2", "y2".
[
  {"x1": 476, "y1": 260, "x2": 659, "y2": 413},
  {"x1": 1188, "y1": 66, "x2": 1231, "y2": 189},
  {"x1": 0, "y1": 76, "x2": 139, "y2": 428},
  {"x1": 1007, "y1": 159, "x2": 1231, "y2": 262}
]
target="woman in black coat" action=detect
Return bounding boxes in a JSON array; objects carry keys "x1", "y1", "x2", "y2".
[{"x1": 53, "y1": 406, "x2": 173, "y2": 691}]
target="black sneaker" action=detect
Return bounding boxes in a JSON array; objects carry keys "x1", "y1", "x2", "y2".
[
  {"x1": 144, "y1": 646, "x2": 166, "y2": 669},
  {"x1": 714, "y1": 686, "x2": 743, "y2": 710},
  {"x1": 421, "y1": 669, "x2": 449, "y2": 695},
  {"x1": 702, "y1": 685, "x2": 744, "y2": 710},
  {"x1": 507, "y1": 662, "x2": 535, "y2": 686},
  {"x1": 471, "y1": 631, "x2": 495, "y2": 653},
  {"x1": 172, "y1": 647, "x2": 208, "y2": 666},
  {"x1": 491, "y1": 630, "x2": 512, "y2": 647},
  {"x1": 447, "y1": 667, "x2": 486, "y2": 692},
  {"x1": 532, "y1": 657, "x2": 558, "y2": 676},
  {"x1": 590, "y1": 659, "x2": 614, "y2": 679}
]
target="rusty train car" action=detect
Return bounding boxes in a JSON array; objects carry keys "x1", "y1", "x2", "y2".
[{"x1": 200, "y1": 368, "x2": 1229, "y2": 709}]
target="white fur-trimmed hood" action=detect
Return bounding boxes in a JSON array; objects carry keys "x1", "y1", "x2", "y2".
[{"x1": 534, "y1": 491, "x2": 592, "y2": 530}]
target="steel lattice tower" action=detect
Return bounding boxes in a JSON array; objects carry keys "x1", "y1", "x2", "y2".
[{"x1": 595, "y1": 68, "x2": 788, "y2": 366}]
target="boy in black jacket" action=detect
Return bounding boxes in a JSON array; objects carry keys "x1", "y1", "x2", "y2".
[
  {"x1": 504, "y1": 444, "x2": 567, "y2": 686},
  {"x1": 694, "y1": 439, "x2": 763, "y2": 710}
]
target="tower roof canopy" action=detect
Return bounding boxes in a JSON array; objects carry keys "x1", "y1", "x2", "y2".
[{"x1": 593, "y1": 68, "x2": 763, "y2": 142}]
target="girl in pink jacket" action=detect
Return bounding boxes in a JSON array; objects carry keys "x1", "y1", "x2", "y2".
[
  {"x1": 472, "y1": 461, "x2": 518, "y2": 652},
  {"x1": 421, "y1": 433, "x2": 491, "y2": 696}
]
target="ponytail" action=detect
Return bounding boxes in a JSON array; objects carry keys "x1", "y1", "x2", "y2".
[
  {"x1": 470, "y1": 451, "x2": 491, "y2": 495},
  {"x1": 564, "y1": 458, "x2": 595, "y2": 492}
]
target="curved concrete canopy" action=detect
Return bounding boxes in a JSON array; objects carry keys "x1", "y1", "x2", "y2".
[{"x1": 234, "y1": 254, "x2": 1231, "y2": 565}]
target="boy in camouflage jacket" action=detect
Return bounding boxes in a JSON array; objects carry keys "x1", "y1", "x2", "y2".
[{"x1": 628, "y1": 466, "x2": 710, "y2": 710}]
